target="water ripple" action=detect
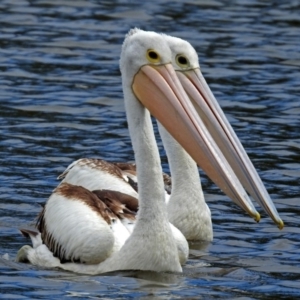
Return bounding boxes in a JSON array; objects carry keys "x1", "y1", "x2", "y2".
[{"x1": 0, "y1": 0, "x2": 300, "y2": 299}]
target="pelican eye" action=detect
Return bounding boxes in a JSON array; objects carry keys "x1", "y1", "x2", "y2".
[
  {"x1": 147, "y1": 49, "x2": 160, "y2": 63},
  {"x1": 175, "y1": 54, "x2": 190, "y2": 68}
]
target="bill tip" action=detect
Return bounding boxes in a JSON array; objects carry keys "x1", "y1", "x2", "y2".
[
  {"x1": 254, "y1": 212, "x2": 260, "y2": 223},
  {"x1": 277, "y1": 219, "x2": 284, "y2": 230}
]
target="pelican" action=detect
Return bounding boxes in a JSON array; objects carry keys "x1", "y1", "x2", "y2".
[
  {"x1": 17, "y1": 29, "x2": 264, "y2": 274},
  {"x1": 162, "y1": 34, "x2": 283, "y2": 229}
]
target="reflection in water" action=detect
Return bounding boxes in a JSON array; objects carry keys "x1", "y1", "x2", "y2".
[
  {"x1": 104, "y1": 270, "x2": 183, "y2": 286},
  {"x1": 0, "y1": 0, "x2": 300, "y2": 299}
]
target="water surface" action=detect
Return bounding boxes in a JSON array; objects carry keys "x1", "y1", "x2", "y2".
[{"x1": 1, "y1": 0, "x2": 300, "y2": 299}]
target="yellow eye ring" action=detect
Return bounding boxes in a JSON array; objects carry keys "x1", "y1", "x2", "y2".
[
  {"x1": 175, "y1": 54, "x2": 190, "y2": 68},
  {"x1": 146, "y1": 49, "x2": 161, "y2": 63}
]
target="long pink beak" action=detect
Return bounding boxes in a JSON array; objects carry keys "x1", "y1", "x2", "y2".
[{"x1": 177, "y1": 68, "x2": 283, "y2": 229}]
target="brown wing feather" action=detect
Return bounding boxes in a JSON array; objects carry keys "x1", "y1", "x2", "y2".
[
  {"x1": 58, "y1": 158, "x2": 125, "y2": 181},
  {"x1": 36, "y1": 183, "x2": 119, "y2": 264},
  {"x1": 20, "y1": 228, "x2": 39, "y2": 238},
  {"x1": 112, "y1": 162, "x2": 136, "y2": 172},
  {"x1": 113, "y1": 161, "x2": 172, "y2": 194},
  {"x1": 111, "y1": 162, "x2": 139, "y2": 192},
  {"x1": 93, "y1": 189, "x2": 138, "y2": 219}
]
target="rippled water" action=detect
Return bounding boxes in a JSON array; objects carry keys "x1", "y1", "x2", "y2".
[{"x1": 1, "y1": 0, "x2": 299, "y2": 299}]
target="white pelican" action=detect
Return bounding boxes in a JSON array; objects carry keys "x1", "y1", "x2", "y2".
[
  {"x1": 17, "y1": 29, "x2": 262, "y2": 274},
  {"x1": 162, "y1": 34, "x2": 283, "y2": 230}
]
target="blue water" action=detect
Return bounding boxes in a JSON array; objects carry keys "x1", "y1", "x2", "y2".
[{"x1": 0, "y1": 0, "x2": 299, "y2": 299}]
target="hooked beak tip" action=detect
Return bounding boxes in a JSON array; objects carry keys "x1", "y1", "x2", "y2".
[
  {"x1": 254, "y1": 212, "x2": 261, "y2": 223},
  {"x1": 277, "y1": 219, "x2": 284, "y2": 230}
]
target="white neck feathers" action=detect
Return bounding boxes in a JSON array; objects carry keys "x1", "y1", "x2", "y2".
[
  {"x1": 158, "y1": 122, "x2": 213, "y2": 241},
  {"x1": 95, "y1": 71, "x2": 182, "y2": 273}
]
